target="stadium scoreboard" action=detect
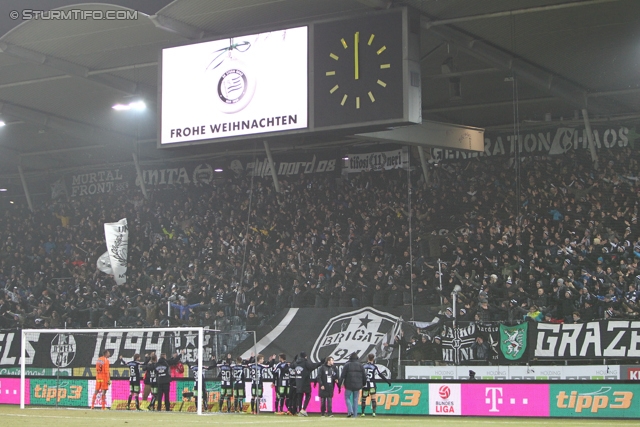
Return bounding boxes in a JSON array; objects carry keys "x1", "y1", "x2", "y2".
[{"x1": 159, "y1": 7, "x2": 421, "y2": 147}]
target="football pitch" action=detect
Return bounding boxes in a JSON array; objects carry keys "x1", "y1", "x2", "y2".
[{"x1": 0, "y1": 406, "x2": 637, "y2": 427}]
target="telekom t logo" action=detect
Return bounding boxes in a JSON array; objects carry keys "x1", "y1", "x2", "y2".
[{"x1": 485, "y1": 387, "x2": 529, "y2": 412}]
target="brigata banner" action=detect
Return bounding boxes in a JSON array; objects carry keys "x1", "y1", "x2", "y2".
[
  {"x1": 550, "y1": 384, "x2": 640, "y2": 418},
  {"x1": 234, "y1": 306, "x2": 428, "y2": 365},
  {"x1": 532, "y1": 320, "x2": 640, "y2": 359}
]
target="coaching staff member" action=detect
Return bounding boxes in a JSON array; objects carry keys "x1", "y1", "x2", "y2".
[{"x1": 339, "y1": 352, "x2": 365, "y2": 417}]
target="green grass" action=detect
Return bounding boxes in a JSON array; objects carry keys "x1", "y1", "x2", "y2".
[{"x1": 0, "y1": 405, "x2": 637, "y2": 427}]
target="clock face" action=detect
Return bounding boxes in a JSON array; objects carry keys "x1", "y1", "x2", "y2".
[{"x1": 314, "y1": 12, "x2": 404, "y2": 128}]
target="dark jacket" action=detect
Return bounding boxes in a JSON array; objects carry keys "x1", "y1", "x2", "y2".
[
  {"x1": 339, "y1": 358, "x2": 365, "y2": 391},
  {"x1": 317, "y1": 363, "x2": 339, "y2": 398},
  {"x1": 295, "y1": 357, "x2": 324, "y2": 392},
  {"x1": 151, "y1": 354, "x2": 181, "y2": 385}
]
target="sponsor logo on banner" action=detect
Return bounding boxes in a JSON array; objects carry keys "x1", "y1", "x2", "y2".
[
  {"x1": 430, "y1": 125, "x2": 632, "y2": 161},
  {"x1": 73, "y1": 367, "x2": 131, "y2": 378},
  {"x1": 51, "y1": 334, "x2": 76, "y2": 367},
  {"x1": 30, "y1": 379, "x2": 88, "y2": 406},
  {"x1": 534, "y1": 321, "x2": 640, "y2": 359},
  {"x1": 406, "y1": 365, "x2": 456, "y2": 379},
  {"x1": 461, "y1": 384, "x2": 549, "y2": 416},
  {"x1": 345, "y1": 147, "x2": 408, "y2": 173},
  {"x1": 627, "y1": 367, "x2": 640, "y2": 380},
  {"x1": 550, "y1": 384, "x2": 640, "y2": 418},
  {"x1": 311, "y1": 307, "x2": 401, "y2": 363},
  {"x1": 0, "y1": 378, "x2": 28, "y2": 405},
  {"x1": 429, "y1": 383, "x2": 461, "y2": 415},
  {"x1": 0, "y1": 367, "x2": 71, "y2": 376},
  {"x1": 500, "y1": 323, "x2": 527, "y2": 361}
]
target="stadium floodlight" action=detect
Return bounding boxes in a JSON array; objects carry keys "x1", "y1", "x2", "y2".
[
  {"x1": 0, "y1": 120, "x2": 6, "y2": 127},
  {"x1": 214, "y1": 169, "x2": 223, "y2": 172},
  {"x1": 0, "y1": 188, "x2": 7, "y2": 192},
  {"x1": 112, "y1": 100, "x2": 146, "y2": 111}
]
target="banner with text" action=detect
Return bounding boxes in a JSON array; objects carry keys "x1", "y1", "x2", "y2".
[
  {"x1": 344, "y1": 147, "x2": 409, "y2": 173},
  {"x1": 531, "y1": 320, "x2": 640, "y2": 360},
  {"x1": 429, "y1": 125, "x2": 636, "y2": 161},
  {"x1": 0, "y1": 330, "x2": 216, "y2": 369}
]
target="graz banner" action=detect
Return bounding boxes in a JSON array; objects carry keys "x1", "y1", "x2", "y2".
[
  {"x1": 429, "y1": 125, "x2": 636, "y2": 161},
  {"x1": 234, "y1": 306, "x2": 427, "y2": 364},
  {"x1": 532, "y1": 320, "x2": 640, "y2": 359},
  {"x1": 344, "y1": 147, "x2": 409, "y2": 173}
]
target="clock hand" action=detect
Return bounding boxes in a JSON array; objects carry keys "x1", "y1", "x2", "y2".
[{"x1": 354, "y1": 31, "x2": 359, "y2": 80}]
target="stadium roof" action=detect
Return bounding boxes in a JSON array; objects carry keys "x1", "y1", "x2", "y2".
[{"x1": 0, "y1": 0, "x2": 638, "y2": 188}]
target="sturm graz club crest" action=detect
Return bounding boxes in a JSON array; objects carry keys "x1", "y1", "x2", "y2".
[
  {"x1": 500, "y1": 323, "x2": 528, "y2": 361},
  {"x1": 50, "y1": 334, "x2": 76, "y2": 367},
  {"x1": 311, "y1": 307, "x2": 401, "y2": 364}
]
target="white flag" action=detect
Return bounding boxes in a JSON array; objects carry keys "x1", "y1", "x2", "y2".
[
  {"x1": 96, "y1": 251, "x2": 113, "y2": 275},
  {"x1": 51, "y1": 178, "x2": 67, "y2": 200},
  {"x1": 104, "y1": 218, "x2": 128, "y2": 285}
]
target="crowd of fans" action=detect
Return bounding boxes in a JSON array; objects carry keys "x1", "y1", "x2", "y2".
[{"x1": 1, "y1": 146, "x2": 639, "y2": 338}]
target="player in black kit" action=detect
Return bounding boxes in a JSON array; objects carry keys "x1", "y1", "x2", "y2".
[
  {"x1": 191, "y1": 363, "x2": 216, "y2": 411},
  {"x1": 126, "y1": 354, "x2": 144, "y2": 410},
  {"x1": 271, "y1": 353, "x2": 290, "y2": 414},
  {"x1": 232, "y1": 356, "x2": 247, "y2": 413},
  {"x1": 217, "y1": 357, "x2": 234, "y2": 412},
  {"x1": 249, "y1": 354, "x2": 275, "y2": 414},
  {"x1": 361, "y1": 353, "x2": 391, "y2": 417}
]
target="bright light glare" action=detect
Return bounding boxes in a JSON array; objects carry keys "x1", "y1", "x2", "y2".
[
  {"x1": 214, "y1": 169, "x2": 223, "y2": 172},
  {"x1": 0, "y1": 188, "x2": 7, "y2": 192},
  {"x1": 112, "y1": 100, "x2": 146, "y2": 111},
  {"x1": 0, "y1": 121, "x2": 6, "y2": 127}
]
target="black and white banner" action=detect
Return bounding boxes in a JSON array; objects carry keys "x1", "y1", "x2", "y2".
[
  {"x1": 429, "y1": 124, "x2": 635, "y2": 161},
  {"x1": 104, "y1": 218, "x2": 128, "y2": 285},
  {"x1": 0, "y1": 330, "x2": 216, "y2": 368},
  {"x1": 439, "y1": 323, "x2": 501, "y2": 364},
  {"x1": 234, "y1": 306, "x2": 426, "y2": 364},
  {"x1": 344, "y1": 147, "x2": 409, "y2": 173},
  {"x1": 532, "y1": 320, "x2": 640, "y2": 359}
]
